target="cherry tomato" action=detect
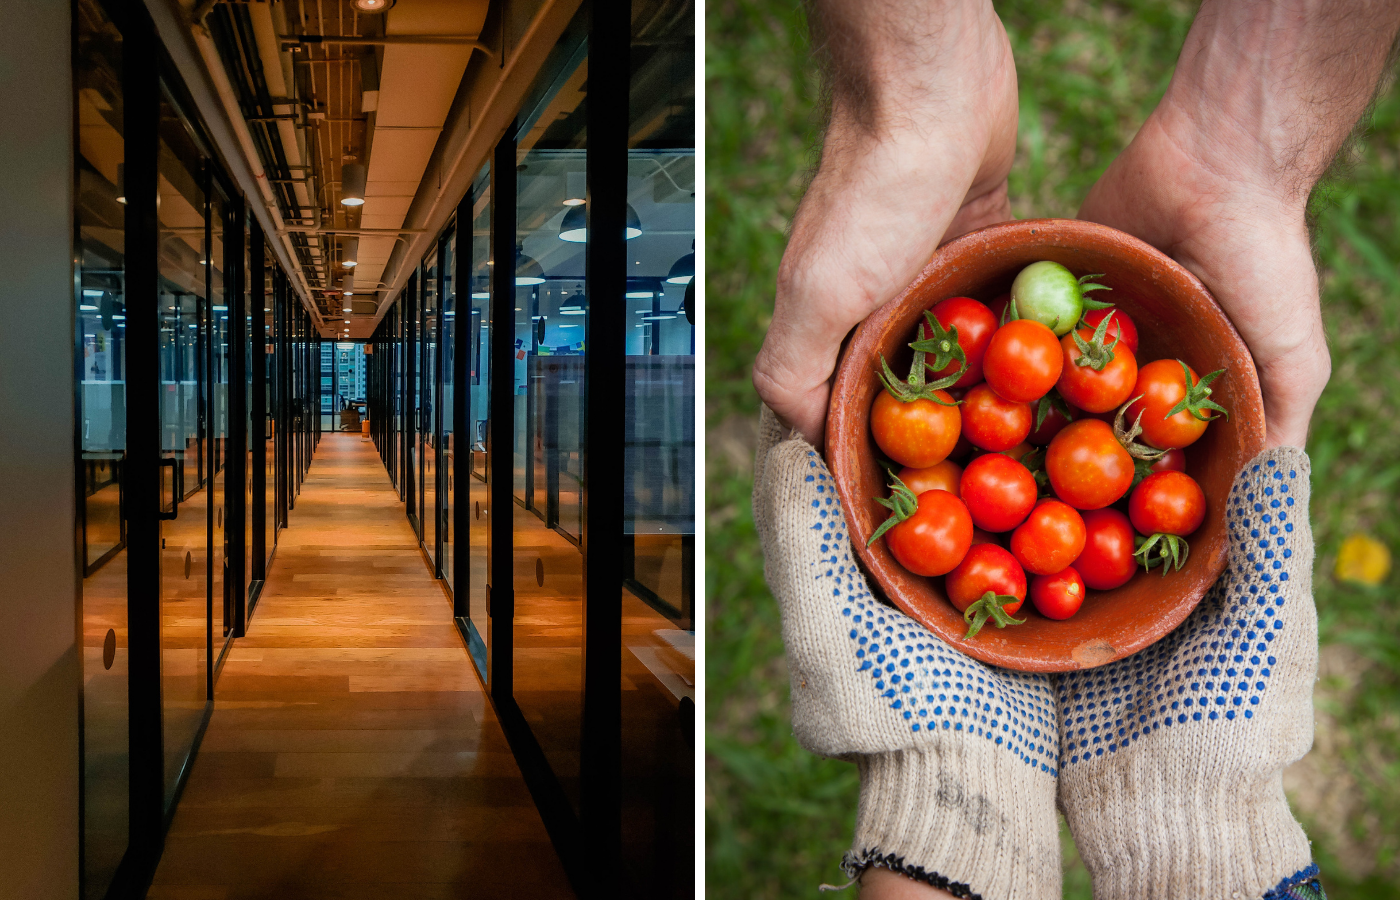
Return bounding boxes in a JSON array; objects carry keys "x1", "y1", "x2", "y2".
[
  {"x1": 883, "y1": 489, "x2": 974, "y2": 576},
  {"x1": 985, "y1": 293, "x2": 1010, "y2": 323},
  {"x1": 1150, "y1": 447, "x2": 1187, "y2": 474},
  {"x1": 1081, "y1": 308, "x2": 1139, "y2": 356},
  {"x1": 1028, "y1": 398, "x2": 1074, "y2": 446},
  {"x1": 1129, "y1": 471, "x2": 1206, "y2": 537},
  {"x1": 970, "y1": 527, "x2": 1000, "y2": 546},
  {"x1": 927, "y1": 297, "x2": 999, "y2": 388},
  {"x1": 1074, "y1": 508, "x2": 1137, "y2": 590},
  {"x1": 1010, "y1": 260, "x2": 1085, "y2": 336},
  {"x1": 1045, "y1": 419, "x2": 1134, "y2": 510},
  {"x1": 946, "y1": 543, "x2": 1026, "y2": 615},
  {"x1": 960, "y1": 452, "x2": 1038, "y2": 532},
  {"x1": 1056, "y1": 329, "x2": 1138, "y2": 413},
  {"x1": 1030, "y1": 566, "x2": 1085, "y2": 620},
  {"x1": 961, "y1": 383, "x2": 1032, "y2": 451},
  {"x1": 1125, "y1": 359, "x2": 1217, "y2": 450},
  {"x1": 898, "y1": 460, "x2": 962, "y2": 498},
  {"x1": 871, "y1": 389, "x2": 961, "y2": 468},
  {"x1": 984, "y1": 319, "x2": 1063, "y2": 403},
  {"x1": 1010, "y1": 499, "x2": 1087, "y2": 575}
]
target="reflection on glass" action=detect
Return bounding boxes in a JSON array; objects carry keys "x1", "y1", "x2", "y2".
[
  {"x1": 265, "y1": 269, "x2": 276, "y2": 565},
  {"x1": 76, "y1": 0, "x2": 129, "y2": 892},
  {"x1": 424, "y1": 251, "x2": 439, "y2": 566},
  {"x1": 514, "y1": 50, "x2": 588, "y2": 813},
  {"x1": 466, "y1": 167, "x2": 491, "y2": 670},
  {"x1": 442, "y1": 232, "x2": 456, "y2": 590},
  {"x1": 157, "y1": 91, "x2": 212, "y2": 811},
  {"x1": 622, "y1": 0, "x2": 696, "y2": 893}
]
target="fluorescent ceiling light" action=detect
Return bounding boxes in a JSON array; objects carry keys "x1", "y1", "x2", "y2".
[
  {"x1": 79, "y1": 304, "x2": 99, "y2": 311},
  {"x1": 213, "y1": 305, "x2": 228, "y2": 311},
  {"x1": 642, "y1": 314, "x2": 677, "y2": 321},
  {"x1": 83, "y1": 289, "x2": 104, "y2": 298},
  {"x1": 625, "y1": 291, "x2": 653, "y2": 299}
]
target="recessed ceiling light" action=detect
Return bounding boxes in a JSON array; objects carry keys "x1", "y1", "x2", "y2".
[
  {"x1": 353, "y1": 0, "x2": 394, "y2": 10},
  {"x1": 562, "y1": 198, "x2": 585, "y2": 206}
]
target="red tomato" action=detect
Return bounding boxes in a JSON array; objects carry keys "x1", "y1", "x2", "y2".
[
  {"x1": 984, "y1": 319, "x2": 1063, "y2": 403},
  {"x1": 1150, "y1": 447, "x2": 1187, "y2": 474},
  {"x1": 1045, "y1": 419, "x2": 1134, "y2": 510},
  {"x1": 1129, "y1": 471, "x2": 1206, "y2": 537},
  {"x1": 1125, "y1": 359, "x2": 1217, "y2": 450},
  {"x1": 1010, "y1": 499, "x2": 1087, "y2": 575},
  {"x1": 1074, "y1": 508, "x2": 1137, "y2": 590},
  {"x1": 959, "y1": 452, "x2": 1038, "y2": 532},
  {"x1": 946, "y1": 543, "x2": 1027, "y2": 615},
  {"x1": 970, "y1": 527, "x2": 1000, "y2": 546},
  {"x1": 961, "y1": 383, "x2": 1032, "y2": 451},
  {"x1": 1030, "y1": 566, "x2": 1085, "y2": 620},
  {"x1": 898, "y1": 460, "x2": 962, "y2": 498},
  {"x1": 1056, "y1": 330, "x2": 1138, "y2": 413},
  {"x1": 871, "y1": 389, "x2": 961, "y2": 468},
  {"x1": 883, "y1": 489, "x2": 974, "y2": 576},
  {"x1": 1081, "y1": 308, "x2": 1139, "y2": 356},
  {"x1": 1028, "y1": 399, "x2": 1074, "y2": 446},
  {"x1": 928, "y1": 297, "x2": 999, "y2": 388}
]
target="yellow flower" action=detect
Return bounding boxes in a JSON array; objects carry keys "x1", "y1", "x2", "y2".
[{"x1": 1335, "y1": 533, "x2": 1391, "y2": 586}]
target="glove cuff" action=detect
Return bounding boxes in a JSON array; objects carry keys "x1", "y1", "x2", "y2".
[{"x1": 846, "y1": 744, "x2": 1061, "y2": 900}]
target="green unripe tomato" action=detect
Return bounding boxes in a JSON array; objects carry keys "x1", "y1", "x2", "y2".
[{"x1": 1010, "y1": 261, "x2": 1083, "y2": 336}]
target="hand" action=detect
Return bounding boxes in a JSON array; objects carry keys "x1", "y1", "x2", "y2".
[
  {"x1": 753, "y1": 0, "x2": 1018, "y2": 445},
  {"x1": 752, "y1": 407, "x2": 1062, "y2": 900},
  {"x1": 1077, "y1": 105, "x2": 1329, "y2": 451}
]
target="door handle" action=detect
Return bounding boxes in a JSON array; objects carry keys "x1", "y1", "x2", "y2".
[{"x1": 159, "y1": 457, "x2": 180, "y2": 520}]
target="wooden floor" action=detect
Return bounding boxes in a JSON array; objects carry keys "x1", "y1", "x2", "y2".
[{"x1": 148, "y1": 432, "x2": 573, "y2": 899}]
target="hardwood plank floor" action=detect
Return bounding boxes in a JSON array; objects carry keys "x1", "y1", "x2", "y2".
[{"x1": 148, "y1": 432, "x2": 572, "y2": 899}]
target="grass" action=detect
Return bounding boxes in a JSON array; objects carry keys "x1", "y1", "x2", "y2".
[{"x1": 706, "y1": 1, "x2": 1400, "y2": 897}]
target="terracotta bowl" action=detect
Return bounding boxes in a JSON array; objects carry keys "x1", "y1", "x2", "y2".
[{"x1": 826, "y1": 219, "x2": 1265, "y2": 672}]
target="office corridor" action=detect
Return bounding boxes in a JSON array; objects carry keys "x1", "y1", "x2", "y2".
[{"x1": 147, "y1": 432, "x2": 572, "y2": 899}]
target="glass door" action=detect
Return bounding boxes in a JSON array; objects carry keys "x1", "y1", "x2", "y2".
[
  {"x1": 76, "y1": 1, "x2": 129, "y2": 890},
  {"x1": 441, "y1": 231, "x2": 455, "y2": 590},
  {"x1": 156, "y1": 89, "x2": 212, "y2": 812},
  {"x1": 465, "y1": 168, "x2": 491, "y2": 671},
  {"x1": 423, "y1": 250, "x2": 439, "y2": 567}
]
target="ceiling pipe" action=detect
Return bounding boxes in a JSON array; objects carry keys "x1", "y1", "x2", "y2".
[
  {"x1": 143, "y1": 0, "x2": 326, "y2": 331},
  {"x1": 286, "y1": 34, "x2": 496, "y2": 56}
]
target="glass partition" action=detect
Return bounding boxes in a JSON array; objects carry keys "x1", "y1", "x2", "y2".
[
  {"x1": 156, "y1": 87, "x2": 212, "y2": 811},
  {"x1": 442, "y1": 230, "x2": 456, "y2": 591},
  {"x1": 621, "y1": 0, "x2": 696, "y2": 892},
  {"x1": 423, "y1": 250, "x2": 439, "y2": 567},
  {"x1": 466, "y1": 167, "x2": 491, "y2": 670},
  {"x1": 76, "y1": 1, "x2": 129, "y2": 891},
  {"x1": 513, "y1": 45, "x2": 589, "y2": 814}
]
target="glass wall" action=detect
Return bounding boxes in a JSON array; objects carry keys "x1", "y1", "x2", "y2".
[
  {"x1": 513, "y1": 45, "x2": 589, "y2": 812},
  {"x1": 466, "y1": 167, "x2": 491, "y2": 669},
  {"x1": 621, "y1": 1, "x2": 696, "y2": 891},
  {"x1": 423, "y1": 250, "x2": 439, "y2": 567},
  {"x1": 76, "y1": 1, "x2": 129, "y2": 891},
  {"x1": 156, "y1": 87, "x2": 213, "y2": 812},
  {"x1": 442, "y1": 231, "x2": 456, "y2": 590}
]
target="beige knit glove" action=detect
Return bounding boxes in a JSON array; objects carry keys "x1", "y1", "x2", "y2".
[
  {"x1": 1054, "y1": 448, "x2": 1324, "y2": 900},
  {"x1": 753, "y1": 406, "x2": 1062, "y2": 900}
]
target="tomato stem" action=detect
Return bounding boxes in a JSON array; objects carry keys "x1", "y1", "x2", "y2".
[
  {"x1": 1163, "y1": 360, "x2": 1231, "y2": 422},
  {"x1": 909, "y1": 311, "x2": 969, "y2": 378},
  {"x1": 962, "y1": 591, "x2": 1026, "y2": 639},
  {"x1": 1078, "y1": 273, "x2": 1114, "y2": 306},
  {"x1": 1133, "y1": 532, "x2": 1190, "y2": 575},
  {"x1": 1069, "y1": 310, "x2": 1122, "y2": 371},
  {"x1": 878, "y1": 323, "x2": 963, "y2": 405},
  {"x1": 867, "y1": 474, "x2": 920, "y2": 546},
  {"x1": 1113, "y1": 397, "x2": 1169, "y2": 461}
]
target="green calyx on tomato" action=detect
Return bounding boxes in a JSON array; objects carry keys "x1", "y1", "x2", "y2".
[
  {"x1": 1008, "y1": 262, "x2": 1113, "y2": 336},
  {"x1": 1112, "y1": 396, "x2": 1169, "y2": 462},
  {"x1": 962, "y1": 590, "x2": 1027, "y2": 639},
  {"x1": 909, "y1": 311, "x2": 968, "y2": 377},
  {"x1": 867, "y1": 474, "x2": 919, "y2": 546},
  {"x1": 1018, "y1": 445, "x2": 1052, "y2": 497},
  {"x1": 1134, "y1": 531, "x2": 1189, "y2": 575},
  {"x1": 1035, "y1": 389, "x2": 1072, "y2": 432},
  {"x1": 879, "y1": 322, "x2": 964, "y2": 405},
  {"x1": 1067, "y1": 310, "x2": 1122, "y2": 371},
  {"x1": 1163, "y1": 360, "x2": 1230, "y2": 422}
]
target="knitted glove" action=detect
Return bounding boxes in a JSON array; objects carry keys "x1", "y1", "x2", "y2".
[
  {"x1": 1054, "y1": 448, "x2": 1324, "y2": 900},
  {"x1": 753, "y1": 406, "x2": 1061, "y2": 900}
]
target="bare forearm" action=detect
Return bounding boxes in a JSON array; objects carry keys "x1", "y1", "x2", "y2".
[{"x1": 1160, "y1": 0, "x2": 1400, "y2": 206}]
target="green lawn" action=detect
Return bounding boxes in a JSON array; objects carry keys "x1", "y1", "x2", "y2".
[{"x1": 705, "y1": 1, "x2": 1400, "y2": 897}]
